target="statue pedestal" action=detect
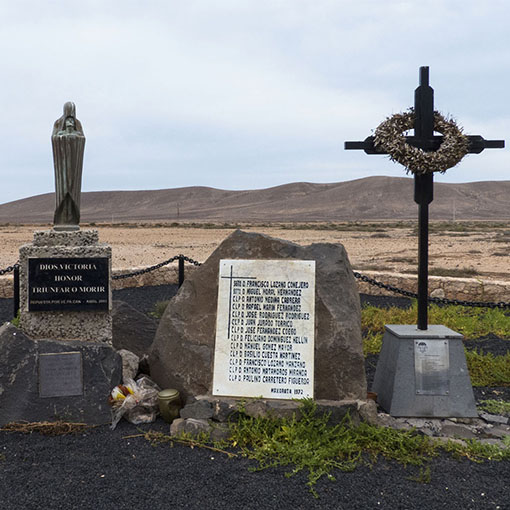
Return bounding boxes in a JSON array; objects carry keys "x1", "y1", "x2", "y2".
[
  {"x1": 18, "y1": 229, "x2": 112, "y2": 343},
  {"x1": 1, "y1": 229, "x2": 120, "y2": 425}
]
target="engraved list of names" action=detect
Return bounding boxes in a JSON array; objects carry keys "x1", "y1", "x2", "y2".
[{"x1": 213, "y1": 259, "x2": 315, "y2": 400}]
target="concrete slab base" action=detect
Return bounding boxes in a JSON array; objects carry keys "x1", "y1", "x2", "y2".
[{"x1": 372, "y1": 325, "x2": 477, "y2": 418}]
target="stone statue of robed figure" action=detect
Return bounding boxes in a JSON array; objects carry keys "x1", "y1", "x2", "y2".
[{"x1": 52, "y1": 102, "x2": 85, "y2": 230}]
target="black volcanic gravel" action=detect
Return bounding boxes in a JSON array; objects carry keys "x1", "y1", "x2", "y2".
[
  {"x1": 1, "y1": 286, "x2": 509, "y2": 509},
  {"x1": 1, "y1": 419, "x2": 509, "y2": 510}
]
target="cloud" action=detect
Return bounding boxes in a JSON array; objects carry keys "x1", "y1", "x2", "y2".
[{"x1": 0, "y1": 1, "x2": 508, "y2": 203}]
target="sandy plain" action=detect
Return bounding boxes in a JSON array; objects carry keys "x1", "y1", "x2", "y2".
[{"x1": 1, "y1": 222, "x2": 509, "y2": 282}]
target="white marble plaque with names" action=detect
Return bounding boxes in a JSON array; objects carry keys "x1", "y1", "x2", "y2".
[{"x1": 213, "y1": 259, "x2": 315, "y2": 400}]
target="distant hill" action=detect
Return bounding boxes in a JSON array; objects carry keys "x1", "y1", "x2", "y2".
[{"x1": 1, "y1": 176, "x2": 510, "y2": 223}]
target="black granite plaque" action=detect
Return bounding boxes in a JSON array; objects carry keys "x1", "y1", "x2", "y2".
[
  {"x1": 28, "y1": 257, "x2": 109, "y2": 311},
  {"x1": 39, "y1": 352, "x2": 83, "y2": 398}
]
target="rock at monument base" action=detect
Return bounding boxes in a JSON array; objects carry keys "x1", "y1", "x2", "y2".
[
  {"x1": 117, "y1": 348, "x2": 140, "y2": 382},
  {"x1": 112, "y1": 300, "x2": 158, "y2": 357},
  {"x1": 172, "y1": 396, "x2": 373, "y2": 439},
  {"x1": 149, "y1": 230, "x2": 366, "y2": 402},
  {"x1": 0, "y1": 323, "x2": 122, "y2": 426}
]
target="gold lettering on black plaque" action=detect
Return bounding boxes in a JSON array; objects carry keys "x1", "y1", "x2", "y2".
[{"x1": 28, "y1": 257, "x2": 109, "y2": 312}]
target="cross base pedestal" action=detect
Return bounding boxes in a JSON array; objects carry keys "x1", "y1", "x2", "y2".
[{"x1": 372, "y1": 325, "x2": 477, "y2": 418}]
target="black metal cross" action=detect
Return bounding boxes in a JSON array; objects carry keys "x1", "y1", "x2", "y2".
[
  {"x1": 345, "y1": 66, "x2": 504, "y2": 330},
  {"x1": 220, "y1": 265, "x2": 256, "y2": 339}
]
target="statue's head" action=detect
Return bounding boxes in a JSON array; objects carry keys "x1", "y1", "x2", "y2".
[
  {"x1": 53, "y1": 101, "x2": 84, "y2": 137},
  {"x1": 63, "y1": 101, "x2": 76, "y2": 119}
]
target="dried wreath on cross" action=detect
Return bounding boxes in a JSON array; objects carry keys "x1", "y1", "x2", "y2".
[{"x1": 373, "y1": 109, "x2": 469, "y2": 175}]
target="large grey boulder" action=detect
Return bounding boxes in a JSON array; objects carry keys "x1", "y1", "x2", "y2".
[
  {"x1": 149, "y1": 230, "x2": 366, "y2": 402},
  {"x1": 0, "y1": 323, "x2": 121, "y2": 426}
]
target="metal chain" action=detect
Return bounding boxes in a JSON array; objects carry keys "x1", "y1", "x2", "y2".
[
  {"x1": 353, "y1": 271, "x2": 510, "y2": 309},
  {"x1": 2, "y1": 255, "x2": 509, "y2": 309},
  {"x1": 112, "y1": 254, "x2": 202, "y2": 280},
  {"x1": 0, "y1": 262, "x2": 19, "y2": 275},
  {"x1": 178, "y1": 255, "x2": 202, "y2": 267}
]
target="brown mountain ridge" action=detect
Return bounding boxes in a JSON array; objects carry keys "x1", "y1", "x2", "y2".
[{"x1": 1, "y1": 176, "x2": 509, "y2": 223}]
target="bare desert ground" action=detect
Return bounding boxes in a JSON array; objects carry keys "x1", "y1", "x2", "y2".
[{"x1": 1, "y1": 222, "x2": 509, "y2": 282}]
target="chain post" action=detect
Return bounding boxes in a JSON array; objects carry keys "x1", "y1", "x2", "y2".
[
  {"x1": 111, "y1": 254, "x2": 201, "y2": 282},
  {"x1": 178, "y1": 255, "x2": 185, "y2": 288},
  {"x1": 13, "y1": 265, "x2": 20, "y2": 319}
]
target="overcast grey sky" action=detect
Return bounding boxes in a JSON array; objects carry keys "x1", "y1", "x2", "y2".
[{"x1": 0, "y1": 1, "x2": 508, "y2": 204}]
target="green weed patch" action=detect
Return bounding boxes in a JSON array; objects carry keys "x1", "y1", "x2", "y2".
[
  {"x1": 226, "y1": 401, "x2": 510, "y2": 496},
  {"x1": 361, "y1": 302, "x2": 510, "y2": 355},
  {"x1": 228, "y1": 401, "x2": 438, "y2": 495},
  {"x1": 477, "y1": 399, "x2": 510, "y2": 416},
  {"x1": 442, "y1": 438, "x2": 510, "y2": 462},
  {"x1": 11, "y1": 310, "x2": 20, "y2": 328},
  {"x1": 466, "y1": 350, "x2": 510, "y2": 387},
  {"x1": 149, "y1": 300, "x2": 170, "y2": 319}
]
